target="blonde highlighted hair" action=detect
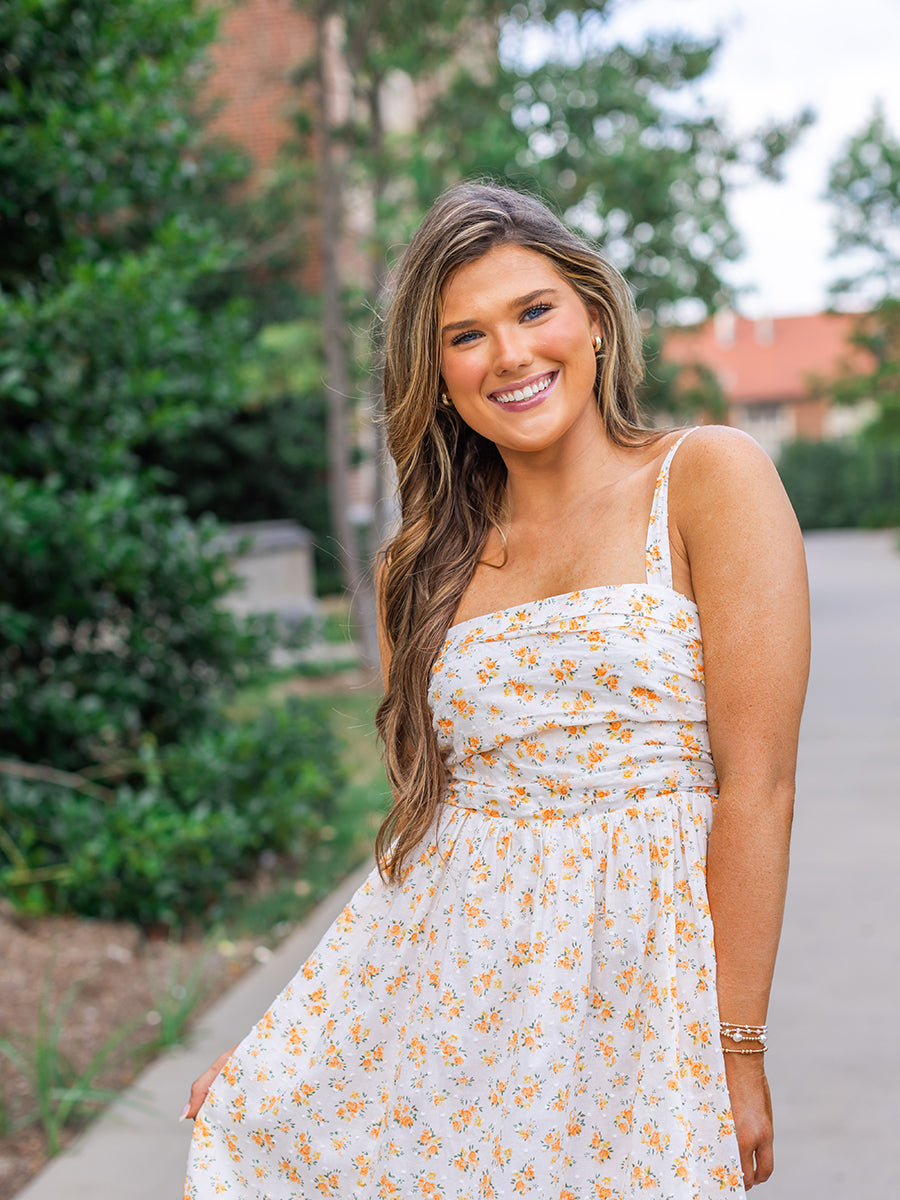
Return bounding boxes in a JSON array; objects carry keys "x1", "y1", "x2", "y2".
[{"x1": 375, "y1": 182, "x2": 650, "y2": 882}]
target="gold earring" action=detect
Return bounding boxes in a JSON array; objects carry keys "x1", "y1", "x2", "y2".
[
  {"x1": 593, "y1": 335, "x2": 603, "y2": 354},
  {"x1": 440, "y1": 392, "x2": 452, "y2": 407}
]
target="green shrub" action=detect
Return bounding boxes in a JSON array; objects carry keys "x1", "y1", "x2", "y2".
[
  {"x1": 138, "y1": 391, "x2": 342, "y2": 595},
  {"x1": 0, "y1": 1, "x2": 276, "y2": 776},
  {"x1": 777, "y1": 438, "x2": 900, "y2": 529},
  {"x1": 0, "y1": 474, "x2": 271, "y2": 772},
  {"x1": 0, "y1": 699, "x2": 346, "y2": 926}
]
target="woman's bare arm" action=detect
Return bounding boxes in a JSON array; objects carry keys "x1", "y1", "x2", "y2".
[{"x1": 673, "y1": 427, "x2": 810, "y2": 1190}]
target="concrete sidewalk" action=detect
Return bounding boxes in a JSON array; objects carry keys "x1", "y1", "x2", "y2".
[
  {"x1": 755, "y1": 530, "x2": 900, "y2": 1198},
  {"x1": 14, "y1": 529, "x2": 900, "y2": 1198}
]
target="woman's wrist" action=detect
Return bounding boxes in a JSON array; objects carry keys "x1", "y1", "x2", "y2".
[
  {"x1": 719, "y1": 1021, "x2": 767, "y2": 1042},
  {"x1": 719, "y1": 1020, "x2": 767, "y2": 1056}
]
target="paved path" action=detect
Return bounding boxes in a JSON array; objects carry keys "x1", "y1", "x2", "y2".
[
  {"x1": 14, "y1": 530, "x2": 900, "y2": 1198},
  {"x1": 760, "y1": 530, "x2": 900, "y2": 1198}
]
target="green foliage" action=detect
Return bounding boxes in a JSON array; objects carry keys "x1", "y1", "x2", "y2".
[
  {"x1": 825, "y1": 108, "x2": 900, "y2": 442},
  {"x1": 208, "y1": 687, "x2": 388, "y2": 939},
  {"x1": 0, "y1": 1, "x2": 358, "y2": 933},
  {"x1": 136, "y1": 317, "x2": 342, "y2": 592},
  {"x1": 0, "y1": 0, "x2": 281, "y2": 802},
  {"x1": 776, "y1": 439, "x2": 900, "y2": 529},
  {"x1": 0, "y1": 474, "x2": 268, "y2": 769},
  {"x1": 142, "y1": 953, "x2": 210, "y2": 1052},
  {"x1": 0, "y1": 698, "x2": 347, "y2": 926},
  {"x1": 0, "y1": 225, "x2": 250, "y2": 483},
  {"x1": 826, "y1": 298, "x2": 900, "y2": 445},
  {"x1": 826, "y1": 103, "x2": 900, "y2": 301},
  {"x1": 0, "y1": 0, "x2": 247, "y2": 285}
]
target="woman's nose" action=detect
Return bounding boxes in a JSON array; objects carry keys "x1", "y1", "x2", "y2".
[{"x1": 492, "y1": 327, "x2": 532, "y2": 374}]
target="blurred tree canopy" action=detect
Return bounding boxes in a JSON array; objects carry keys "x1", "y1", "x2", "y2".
[
  {"x1": 303, "y1": 0, "x2": 808, "y2": 384},
  {"x1": 826, "y1": 104, "x2": 900, "y2": 443},
  {"x1": 152, "y1": 0, "x2": 806, "y2": 612},
  {"x1": 0, "y1": 0, "x2": 269, "y2": 770}
]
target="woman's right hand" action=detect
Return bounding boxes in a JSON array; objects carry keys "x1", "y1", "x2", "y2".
[{"x1": 181, "y1": 1045, "x2": 238, "y2": 1121}]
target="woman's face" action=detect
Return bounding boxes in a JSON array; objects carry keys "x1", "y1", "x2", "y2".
[{"x1": 438, "y1": 243, "x2": 603, "y2": 459}]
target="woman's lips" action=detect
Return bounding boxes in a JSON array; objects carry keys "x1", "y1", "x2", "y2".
[{"x1": 487, "y1": 370, "x2": 558, "y2": 411}]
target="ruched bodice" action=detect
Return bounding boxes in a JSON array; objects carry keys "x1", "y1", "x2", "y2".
[
  {"x1": 431, "y1": 584, "x2": 716, "y2": 820},
  {"x1": 186, "y1": 429, "x2": 744, "y2": 1200}
]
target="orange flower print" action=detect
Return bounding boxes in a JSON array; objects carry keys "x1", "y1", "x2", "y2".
[
  {"x1": 293, "y1": 1131, "x2": 320, "y2": 1165},
  {"x1": 593, "y1": 660, "x2": 621, "y2": 690},
  {"x1": 631, "y1": 685, "x2": 662, "y2": 712},
  {"x1": 710, "y1": 1164, "x2": 743, "y2": 1189},
  {"x1": 450, "y1": 688, "x2": 475, "y2": 717},
  {"x1": 504, "y1": 678, "x2": 536, "y2": 702},
  {"x1": 476, "y1": 657, "x2": 499, "y2": 684},
  {"x1": 550, "y1": 657, "x2": 578, "y2": 682}
]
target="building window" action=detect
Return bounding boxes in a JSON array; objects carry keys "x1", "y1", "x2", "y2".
[{"x1": 734, "y1": 402, "x2": 793, "y2": 459}]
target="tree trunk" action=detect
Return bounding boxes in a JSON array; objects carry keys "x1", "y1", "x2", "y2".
[{"x1": 316, "y1": 11, "x2": 380, "y2": 671}]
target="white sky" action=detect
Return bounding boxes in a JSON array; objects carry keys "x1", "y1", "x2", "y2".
[{"x1": 601, "y1": 0, "x2": 900, "y2": 317}]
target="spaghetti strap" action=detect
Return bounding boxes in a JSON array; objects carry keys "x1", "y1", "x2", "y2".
[{"x1": 645, "y1": 427, "x2": 699, "y2": 588}]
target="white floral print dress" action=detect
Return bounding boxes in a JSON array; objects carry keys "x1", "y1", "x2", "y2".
[{"x1": 186, "y1": 429, "x2": 745, "y2": 1198}]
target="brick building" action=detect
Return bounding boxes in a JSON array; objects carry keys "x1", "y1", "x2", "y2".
[
  {"x1": 663, "y1": 311, "x2": 875, "y2": 459},
  {"x1": 204, "y1": 0, "x2": 314, "y2": 172}
]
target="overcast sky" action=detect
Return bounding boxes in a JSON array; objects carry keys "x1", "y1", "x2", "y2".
[{"x1": 600, "y1": 0, "x2": 900, "y2": 317}]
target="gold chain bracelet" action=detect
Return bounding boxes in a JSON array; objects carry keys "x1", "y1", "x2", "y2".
[{"x1": 722, "y1": 1046, "x2": 766, "y2": 1055}]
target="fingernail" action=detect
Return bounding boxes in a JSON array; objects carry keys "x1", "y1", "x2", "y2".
[{"x1": 179, "y1": 1104, "x2": 191, "y2": 1122}]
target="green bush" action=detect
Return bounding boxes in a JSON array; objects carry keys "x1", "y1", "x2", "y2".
[
  {"x1": 139, "y1": 391, "x2": 342, "y2": 595},
  {"x1": 777, "y1": 438, "x2": 900, "y2": 529},
  {"x1": 0, "y1": 474, "x2": 270, "y2": 771},
  {"x1": 0, "y1": 1, "x2": 352, "y2": 928},
  {"x1": 0, "y1": 1, "x2": 274, "y2": 774},
  {"x1": 0, "y1": 699, "x2": 346, "y2": 926}
]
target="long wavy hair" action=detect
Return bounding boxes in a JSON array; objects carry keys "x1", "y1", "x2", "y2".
[{"x1": 374, "y1": 182, "x2": 651, "y2": 883}]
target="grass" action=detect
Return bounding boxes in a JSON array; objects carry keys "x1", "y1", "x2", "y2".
[{"x1": 0, "y1": 981, "x2": 138, "y2": 1156}]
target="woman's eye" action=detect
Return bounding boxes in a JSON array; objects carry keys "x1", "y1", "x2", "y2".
[
  {"x1": 450, "y1": 329, "x2": 480, "y2": 346},
  {"x1": 522, "y1": 303, "x2": 552, "y2": 321}
]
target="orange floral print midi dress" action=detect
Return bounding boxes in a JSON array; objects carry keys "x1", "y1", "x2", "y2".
[{"x1": 185, "y1": 430, "x2": 745, "y2": 1198}]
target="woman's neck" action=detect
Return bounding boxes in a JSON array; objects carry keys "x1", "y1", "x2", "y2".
[{"x1": 501, "y1": 422, "x2": 626, "y2": 527}]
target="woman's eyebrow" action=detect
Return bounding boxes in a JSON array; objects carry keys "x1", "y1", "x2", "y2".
[{"x1": 441, "y1": 288, "x2": 559, "y2": 335}]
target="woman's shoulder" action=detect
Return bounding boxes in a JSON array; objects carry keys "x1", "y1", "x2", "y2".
[
  {"x1": 669, "y1": 424, "x2": 782, "y2": 502},
  {"x1": 667, "y1": 424, "x2": 798, "y2": 552},
  {"x1": 673, "y1": 421, "x2": 768, "y2": 459}
]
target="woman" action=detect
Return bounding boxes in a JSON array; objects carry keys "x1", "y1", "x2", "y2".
[{"x1": 184, "y1": 183, "x2": 809, "y2": 1198}]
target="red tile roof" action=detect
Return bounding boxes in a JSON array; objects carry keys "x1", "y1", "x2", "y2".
[{"x1": 662, "y1": 311, "x2": 872, "y2": 404}]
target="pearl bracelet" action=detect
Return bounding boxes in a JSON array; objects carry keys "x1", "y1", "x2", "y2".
[{"x1": 719, "y1": 1022, "x2": 767, "y2": 1046}]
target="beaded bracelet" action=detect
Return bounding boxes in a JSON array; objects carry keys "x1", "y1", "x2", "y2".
[
  {"x1": 720, "y1": 1022, "x2": 767, "y2": 1047},
  {"x1": 722, "y1": 1046, "x2": 766, "y2": 1055}
]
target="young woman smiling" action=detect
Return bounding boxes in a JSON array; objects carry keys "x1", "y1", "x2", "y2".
[{"x1": 184, "y1": 183, "x2": 809, "y2": 1199}]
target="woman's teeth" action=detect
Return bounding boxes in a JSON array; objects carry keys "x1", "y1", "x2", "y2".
[{"x1": 493, "y1": 374, "x2": 554, "y2": 404}]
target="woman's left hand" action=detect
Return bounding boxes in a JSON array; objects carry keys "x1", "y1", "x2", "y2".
[{"x1": 724, "y1": 1056, "x2": 774, "y2": 1190}]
